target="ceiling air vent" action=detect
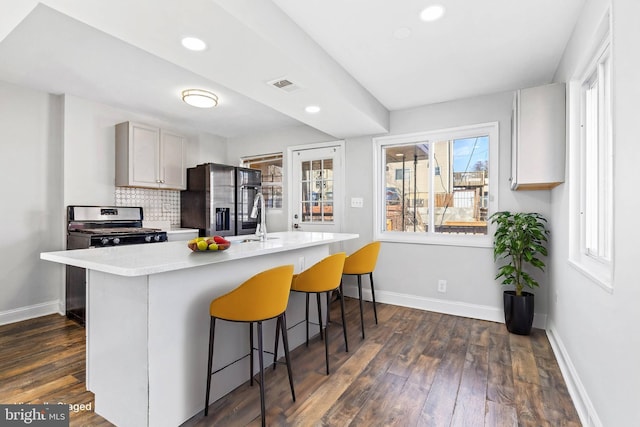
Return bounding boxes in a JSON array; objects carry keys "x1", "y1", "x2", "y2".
[{"x1": 267, "y1": 77, "x2": 301, "y2": 93}]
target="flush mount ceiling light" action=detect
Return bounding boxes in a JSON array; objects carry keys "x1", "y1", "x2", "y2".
[
  {"x1": 181, "y1": 89, "x2": 219, "y2": 108},
  {"x1": 305, "y1": 105, "x2": 321, "y2": 114},
  {"x1": 181, "y1": 36, "x2": 207, "y2": 51},
  {"x1": 420, "y1": 4, "x2": 445, "y2": 22}
]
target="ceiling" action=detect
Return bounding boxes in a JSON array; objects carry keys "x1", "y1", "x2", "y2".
[{"x1": 0, "y1": 0, "x2": 585, "y2": 139}]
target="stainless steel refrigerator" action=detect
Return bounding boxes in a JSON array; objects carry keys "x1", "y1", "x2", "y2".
[{"x1": 180, "y1": 163, "x2": 261, "y2": 236}]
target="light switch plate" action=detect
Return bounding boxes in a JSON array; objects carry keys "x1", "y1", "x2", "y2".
[{"x1": 351, "y1": 197, "x2": 364, "y2": 208}]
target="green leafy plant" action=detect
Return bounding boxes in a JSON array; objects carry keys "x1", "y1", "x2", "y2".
[{"x1": 490, "y1": 211, "x2": 549, "y2": 296}]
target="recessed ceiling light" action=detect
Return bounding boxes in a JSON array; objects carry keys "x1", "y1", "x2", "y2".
[
  {"x1": 181, "y1": 89, "x2": 218, "y2": 108},
  {"x1": 181, "y1": 37, "x2": 207, "y2": 51},
  {"x1": 393, "y1": 27, "x2": 412, "y2": 40},
  {"x1": 420, "y1": 4, "x2": 445, "y2": 22},
  {"x1": 305, "y1": 105, "x2": 321, "y2": 114}
]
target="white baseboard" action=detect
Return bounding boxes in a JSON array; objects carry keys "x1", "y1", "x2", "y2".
[
  {"x1": 341, "y1": 285, "x2": 547, "y2": 334},
  {"x1": 0, "y1": 300, "x2": 63, "y2": 326},
  {"x1": 546, "y1": 321, "x2": 601, "y2": 427}
]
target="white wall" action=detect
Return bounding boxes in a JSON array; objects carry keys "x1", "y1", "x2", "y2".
[
  {"x1": 226, "y1": 125, "x2": 333, "y2": 232},
  {"x1": 342, "y1": 92, "x2": 553, "y2": 323},
  {"x1": 549, "y1": 0, "x2": 640, "y2": 425},
  {"x1": 0, "y1": 81, "x2": 64, "y2": 323},
  {"x1": 227, "y1": 90, "x2": 554, "y2": 325},
  {"x1": 62, "y1": 94, "x2": 227, "y2": 208},
  {"x1": 0, "y1": 87, "x2": 227, "y2": 323},
  {"x1": 6, "y1": 5, "x2": 637, "y2": 423}
]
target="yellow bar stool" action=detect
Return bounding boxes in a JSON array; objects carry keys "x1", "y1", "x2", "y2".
[
  {"x1": 204, "y1": 264, "x2": 295, "y2": 427},
  {"x1": 342, "y1": 241, "x2": 381, "y2": 339},
  {"x1": 276, "y1": 252, "x2": 348, "y2": 375}
]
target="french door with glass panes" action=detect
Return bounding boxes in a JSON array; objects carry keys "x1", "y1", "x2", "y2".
[{"x1": 289, "y1": 143, "x2": 344, "y2": 233}]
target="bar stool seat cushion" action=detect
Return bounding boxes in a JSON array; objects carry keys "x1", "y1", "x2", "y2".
[{"x1": 210, "y1": 266, "x2": 293, "y2": 321}]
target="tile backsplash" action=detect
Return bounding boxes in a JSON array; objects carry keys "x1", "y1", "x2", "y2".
[{"x1": 115, "y1": 187, "x2": 181, "y2": 226}]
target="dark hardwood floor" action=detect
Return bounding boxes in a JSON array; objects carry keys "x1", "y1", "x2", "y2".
[{"x1": 0, "y1": 297, "x2": 580, "y2": 426}]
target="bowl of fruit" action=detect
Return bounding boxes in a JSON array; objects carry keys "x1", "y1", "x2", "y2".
[{"x1": 188, "y1": 236, "x2": 231, "y2": 252}]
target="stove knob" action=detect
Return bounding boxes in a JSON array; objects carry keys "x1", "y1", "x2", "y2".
[
  {"x1": 145, "y1": 235, "x2": 152, "y2": 243},
  {"x1": 113, "y1": 237, "x2": 121, "y2": 245},
  {"x1": 100, "y1": 238, "x2": 110, "y2": 246},
  {"x1": 154, "y1": 234, "x2": 161, "y2": 242}
]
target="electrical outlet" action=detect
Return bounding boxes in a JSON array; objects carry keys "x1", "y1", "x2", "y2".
[{"x1": 438, "y1": 279, "x2": 447, "y2": 293}]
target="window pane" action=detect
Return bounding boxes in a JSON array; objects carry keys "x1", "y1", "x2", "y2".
[
  {"x1": 300, "y1": 157, "x2": 334, "y2": 224},
  {"x1": 383, "y1": 144, "x2": 429, "y2": 232},
  {"x1": 382, "y1": 135, "x2": 488, "y2": 235},
  {"x1": 265, "y1": 185, "x2": 282, "y2": 209},
  {"x1": 434, "y1": 137, "x2": 489, "y2": 235},
  {"x1": 312, "y1": 160, "x2": 322, "y2": 180},
  {"x1": 571, "y1": 34, "x2": 613, "y2": 287},
  {"x1": 301, "y1": 202, "x2": 311, "y2": 222},
  {"x1": 324, "y1": 181, "x2": 334, "y2": 201},
  {"x1": 584, "y1": 79, "x2": 599, "y2": 255},
  {"x1": 302, "y1": 161, "x2": 311, "y2": 181},
  {"x1": 323, "y1": 202, "x2": 334, "y2": 221},
  {"x1": 241, "y1": 153, "x2": 283, "y2": 208},
  {"x1": 583, "y1": 51, "x2": 612, "y2": 262},
  {"x1": 323, "y1": 159, "x2": 333, "y2": 178},
  {"x1": 302, "y1": 181, "x2": 311, "y2": 202}
]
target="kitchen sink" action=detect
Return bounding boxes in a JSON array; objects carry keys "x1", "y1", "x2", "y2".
[{"x1": 239, "y1": 237, "x2": 279, "y2": 243}]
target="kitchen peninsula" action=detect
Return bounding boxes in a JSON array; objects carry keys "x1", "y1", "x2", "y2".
[{"x1": 41, "y1": 231, "x2": 358, "y2": 427}]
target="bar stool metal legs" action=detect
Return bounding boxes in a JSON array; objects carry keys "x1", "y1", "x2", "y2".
[
  {"x1": 272, "y1": 313, "x2": 296, "y2": 396},
  {"x1": 203, "y1": 263, "x2": 295, "y2": 426},
  {"x1": 352, "y1": 272, "x2": 378, "y2": 339},
  {"x1": 342, "y1": 241, "x2": 381, "y2": 340},
  {"x1": 304, "y1": 293, "x2": 324, "y2": 346},
  {"x1": 205, "y1": 314, "x2": 295, "y2": 426},
  {"x1": 278, "y1": 288, "x2": 348, "y2": 375},
  {"x1": 204, "y1": 317, "x2": 216, "y2": 417},
  {"x1": 281, "y1": 253, "x2": 348, "y2": 375}
]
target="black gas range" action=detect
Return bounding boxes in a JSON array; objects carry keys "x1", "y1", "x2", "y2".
[{"x1": 65, "y1": 206, "x2": 167, "y2": 325}]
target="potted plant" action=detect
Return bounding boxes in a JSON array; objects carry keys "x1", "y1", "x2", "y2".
[{"x1": 490, "y1": 211, "x2": 549, "y2": 335}]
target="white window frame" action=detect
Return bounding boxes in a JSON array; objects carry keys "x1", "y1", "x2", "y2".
[
  {"x1": 569, "y1": 19, "x2": 613, "y2": 292},
  {"x1": 373, "y1": 122, "x2": 499, "y2": 248}
]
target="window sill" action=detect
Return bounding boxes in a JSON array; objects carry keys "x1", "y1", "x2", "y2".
[
  {"x1": 375, "y1": 231, "x2": 493, "y2": 248},
  {"x1": 568, "y1": 258, "x2": 613, "y2": 294}
]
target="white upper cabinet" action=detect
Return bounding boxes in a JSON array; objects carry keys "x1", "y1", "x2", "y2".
[
  {"x1": 115, "y1": 122, "x2": 186, "y2": 190},
  {"x1": 510, "y1": 83, "x2": 566, "y2": 190},
  {"x1": 158, "y1": 130, "x2": 187, "y2": 189}
]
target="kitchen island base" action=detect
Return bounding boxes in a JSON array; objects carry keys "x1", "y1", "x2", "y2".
[
  {"x1": 81, "y1": 241, "x2": 343, "y2": 426},
  {"x1": 40, "y1": 232, "x2": 359, "y2": 426}
]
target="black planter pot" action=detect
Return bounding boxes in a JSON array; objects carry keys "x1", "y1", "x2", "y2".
[{"x1": 503, "y1": 290, "x2": 534, "y2": 335}]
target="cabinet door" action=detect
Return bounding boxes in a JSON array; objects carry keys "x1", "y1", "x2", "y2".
[
  {"x1": 160, "y1": 130, "x2": 186, "y2": 190},
  {"x1": 510, "y1": 83, "x2": 565, "y2": 190},
  {"x1": 130, "y1": 123, "x2": 161, "y2": 187}
]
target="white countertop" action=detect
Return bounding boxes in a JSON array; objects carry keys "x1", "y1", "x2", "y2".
[
  {"x1": 41, "y1": 231, "x2": 358, "y2": 277},
  {"x1": 166, "y1": 228, "x2": 198, "y2": 234}
]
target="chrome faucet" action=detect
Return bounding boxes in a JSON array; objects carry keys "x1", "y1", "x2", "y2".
[{"x1": 250, "y1": 192, "x2": 267, "y2": 241}]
